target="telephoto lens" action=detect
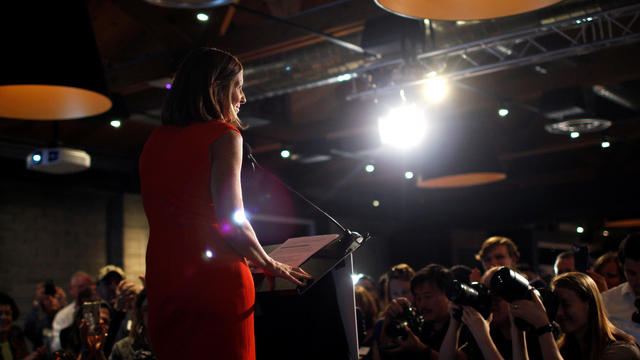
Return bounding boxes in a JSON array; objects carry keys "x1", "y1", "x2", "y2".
[
  {"x1": 446, "y1": 280, "x2": 493, "y2": 320},
  {"x1": 489, "y1": 267, "x2": 532, "y2": 302}
]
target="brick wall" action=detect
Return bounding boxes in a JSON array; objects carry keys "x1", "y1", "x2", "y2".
[{"x1": 0, "y1": 180, "x2": 111, "y2": 326}]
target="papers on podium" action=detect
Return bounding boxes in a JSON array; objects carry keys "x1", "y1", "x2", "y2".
[{"x1": 252, "y1": 234, "x2": 340, "y2": 273}]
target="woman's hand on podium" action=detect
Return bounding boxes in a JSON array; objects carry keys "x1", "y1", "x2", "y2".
[{"x1": 263, "y1": 258, "x2": 312, "y2": 288}]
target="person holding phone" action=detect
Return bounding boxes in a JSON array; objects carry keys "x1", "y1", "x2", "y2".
[{"x1": 139, "y1": 47, "x2": 311, "y2": 360}]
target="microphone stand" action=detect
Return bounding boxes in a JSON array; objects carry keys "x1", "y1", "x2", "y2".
[{"x1": 243, "y1": 142, "x2": 369, "y2": 251}]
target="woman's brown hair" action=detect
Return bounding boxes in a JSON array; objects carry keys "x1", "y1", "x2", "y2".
[
  {"x1": 552, "y1": 272, "x2": 636, "y2": 360},
  {"x1": 161, "y1": 47, "x2": 245, "y2": 129}
]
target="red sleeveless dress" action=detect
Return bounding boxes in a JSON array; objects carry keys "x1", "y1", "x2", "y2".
[{"x1": 139, "y1": 120, "x2": 255, "y2": 360}]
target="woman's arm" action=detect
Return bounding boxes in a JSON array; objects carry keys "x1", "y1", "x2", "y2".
[
  {"x1": 461, "y1": 307, "x2": 504, "y2": 360},
  {"x1": 510, "y1": 293, "x2": 563, "y2": 360},
  {"x1": 509, "y1": 308, "x2": 528, "y2": 360},
  {"x1": 439, "y1": 304, "x2": 462, "y2": 360},
  {"x1": 210, "y1": 131, "x2": 311, "y2": 284}
]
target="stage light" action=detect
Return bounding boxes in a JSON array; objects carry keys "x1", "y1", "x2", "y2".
[
  {"x1": 110, "y1": 120, "x2": 121, "y2": 128},
  {"x1": 372, "y1": 200, "x2": 380, "y2": 207},
  {"x1": 233, "y1": 209, "x2": 248, "y2": 224},
  {"x1": 205, "y1": 249, "x2": 213, "y2": 258},
  {"x1": 280, "y1": 149, "x2": 291, "y2": 158},
  {"x1": 351, "y1": 273, "x2": 364, "y2": 284},
  {"x1": 378, "y1": 104, "x2": 427, "y2": 149},
  {"x1": 404, "y1": 171, "x2": 414, "y2": 179},
  {"x1": 197, "y1": 13, "x2": 209, "y2": 22},
  {"x1": 601, "y1": 141, "x2": 610, "y2": 148},
  {"x1": 365, "y1": 164, "x2": 375, "y2": 173},
  {"x1": 576, "y1": 226, "x2": 584, "y2": 233},
  {"x1": 31, "y1": 153, "x2": 42, "y2": 163},
  {"x1": 570, "y1": 131, "x2": 580, "y2": 139},
  {"x1": 423, "y1": 77, "x2": 448, "y2": 102},
  {"x1": 165, "y1": 83, "x2": 172, "y2": 90},
  {"x1": 498, "y1": 108, "x2": 509, "y2": 117},
  {"x1": 602, "y1": 230, "x2": 609, "y2": 236},
  {"x1": 285, "y1": 66, "x2": 291, "y2": 71}
]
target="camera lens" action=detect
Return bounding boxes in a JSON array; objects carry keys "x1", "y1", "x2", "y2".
[{"x1": 490, "y1": 267, "x2": 531, "y2": 303}]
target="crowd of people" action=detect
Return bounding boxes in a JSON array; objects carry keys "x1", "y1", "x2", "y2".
[
  {"x1": 355, "y1": 233, "x2": 640, "y2": 360},
  {"x1": 2, "y1": 233, "x2": 639, "y2": 360},
  {"x1": 0, "y1": 266, "x2": 152, "y2": 360}
]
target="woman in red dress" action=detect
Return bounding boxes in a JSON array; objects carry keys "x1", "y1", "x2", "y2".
[{"x1": 139, "y1": 48, "x2": 310, "y2": 360}]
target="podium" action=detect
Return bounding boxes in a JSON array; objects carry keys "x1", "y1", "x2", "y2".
[{"x1": 253, "y1": 232, "x2": 366, "y2": 360}]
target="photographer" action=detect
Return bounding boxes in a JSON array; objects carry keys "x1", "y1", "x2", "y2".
[
  {"x1": 511, "y1": 272, "x2": 640, "y2": 360},
  {"x1": 375, "y1": 264, "x2": 453, "y2": 360},
  {"x1": 440, "y1": 266, "x2": 527, "y2": 360}
]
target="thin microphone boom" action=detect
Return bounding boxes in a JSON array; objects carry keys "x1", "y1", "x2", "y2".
[{"x1": 243, "y1": 142, "x2": 349, "y2": 235}]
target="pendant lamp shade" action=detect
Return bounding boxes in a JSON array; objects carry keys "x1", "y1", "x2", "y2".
[
  {"x1": 374, "y1": 0, "x2": 564, "y2": 20},
  {"x1": 0, "y1": 1, "x2": 112, "y2": 120},
  {"x1": 142, "y1": 0, "x2": 234, "y2": 8},
  {"x1": 416, "y1": 121, "x2": 506, "y2": 188}
]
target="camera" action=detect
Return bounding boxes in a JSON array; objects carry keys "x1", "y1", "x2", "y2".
[
  {"x1": 490, "y1": 267, "x2": 558, "y2": 329},
  {"x1": 446, "y1": 280, "x2": 492, "y2": 320},
  {"x1": 385, "y1": 303, "x2": 424, "y2": 339}
]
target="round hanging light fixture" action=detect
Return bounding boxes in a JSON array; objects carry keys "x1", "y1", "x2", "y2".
[
  {"x1": 544, "y1": 118, "x2": 612, "y2": 135},
  {"x1": 142, "y1": 0, "x2": 234, "y2": 8},
  {"x1": 0, "y1": 1, "x2": 112, "y2": 120},
  {"x1": 374, "y1": 0, "x2": 564, "y2": 20}
]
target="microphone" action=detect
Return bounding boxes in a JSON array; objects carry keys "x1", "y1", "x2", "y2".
[{"x1": 242, "y1": 142, "x2": 365, "y2": 244}]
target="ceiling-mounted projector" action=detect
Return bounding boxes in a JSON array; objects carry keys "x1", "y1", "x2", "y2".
[{"x1": 26, "y1": 147, "x2": 91, "y2": 174}]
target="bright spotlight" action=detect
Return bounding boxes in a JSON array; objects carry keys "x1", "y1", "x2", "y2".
[
  {"x1": 576, "y1": 226, "x2": 584, "y2": 233},
  {"x1": 351, "y1": 273, "x2": 364, "y2": 285},
  {"x1": 365, "y1": 164, "x2": 375, "y2": 173},
  {"x1": 498, "y1": 108, "x2": 509, "y2": 117},
  {"x1": 205, "y1": 249, "x2": 214, "y2": 258},
  {"x1": 280, "y1": 149, "x2": 291, "y2": 158},
  {"x1": 404, "y1": 171, "x2": 414, "y2": 179},
  {"x1": 197, "y1": 13, "x2": 209, "y2": 22},
  {"x1": 423, "y1": 77, "x2": 448, "y2": 102},
  {"x1": 601, "y1": 141, "x2": 610, "y2": 148},
  {"x1": 232, "y1": 210, "x2": 248, "y2": 224},
  {"x1": 110, "y1": 120, "x2": 121, "y2": 128},
  {"x1": 372, "y1": 200, "x2": 380, "y2": 207},
  {"x1": 378, "y1": 104, "x2": 427, "y2": 149},
  {"x1": 570, "y1": 131, "x2": 580, "y2": 139}
]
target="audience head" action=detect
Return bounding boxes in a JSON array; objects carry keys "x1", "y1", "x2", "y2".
[
  {"x1": 551, "y1": 272, "x2": 635, "y2": 359},
  {"x1": 354, "y1": 286, "x2": 378, "y2": 331},
  {"x1": 97, "y1": 265, "x2": 125, "y2": 303},
  {"x1": 619, "y1": 233, "x2": 640, "y2": 296},
  {"x1": 35, "y1": 280, "x2": 67, "y2": 316},
  {"x1": 554, "y1": 251, "x2": 575, "y2": 276},
  {"x1": 410, "y1": 264, "x2": 452, "y2": 325},
  {"x1": 450, "y1": 265, "x2": 472, "y2": 284},
  {"x1": 593, "y1": 252, "x2": 624, "y2": 289},
  {"x1": 356, "y1": 274, "x2": 381, "y2": 305},
  {"x1": 69, "y1": 271, "x2": 96, "y2": 302},
  {"x1": 385, "y1": 263, "x2": 415, "y2": 304},
  {"x1": 0, "y1": 292, "x2": 19, "y2": 333},
  {"x1": 476, "y1": 236, "x2": 520, "y2": 271},
  {"x1": 481, "y1": 267, "x2": 511, "y2": 327}
]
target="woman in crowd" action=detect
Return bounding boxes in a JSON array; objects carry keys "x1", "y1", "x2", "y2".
[
  {"x1": 593, "y1": 252, "x2": 625, "y2": 290},
  {"x1": 511, "y1": 271, "x2": 640, "y2": 360},
  {"x1": 0, "y1": 292, "x2": 45, "y2": 360},
  {"x1": 139, "y1": 47, "x2": 310, "y2": 360}
]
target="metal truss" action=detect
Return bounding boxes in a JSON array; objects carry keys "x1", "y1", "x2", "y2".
[{"x1": 341, "y1": 2, "x2": 640, "y2": 100}]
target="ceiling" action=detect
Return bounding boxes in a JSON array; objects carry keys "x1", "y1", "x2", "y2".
[{"x1": 1, "y1": 0, "x2": 640, "y2": 232}]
